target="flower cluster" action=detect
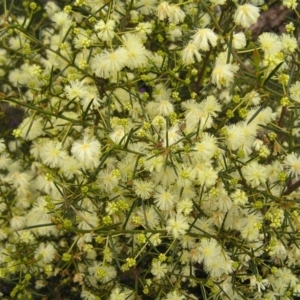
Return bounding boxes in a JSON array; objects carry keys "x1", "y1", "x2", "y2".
[{"x1": 0, "y1": 0, "x2": 300, "y2": 299}]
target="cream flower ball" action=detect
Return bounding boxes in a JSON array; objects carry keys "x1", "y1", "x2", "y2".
[{"x1": 234, "y1": 4, "x2": 260, "y2": 28}]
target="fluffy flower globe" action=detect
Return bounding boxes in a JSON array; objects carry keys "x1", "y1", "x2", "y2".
[
  {"x1": 135, "y1": 0, "x2": 157, "y2": 15},
  {"x1": 94, "y1": 19, "x2": 116, "y2": 41},
  {"x1": 154, "y1": 185, "x2": 176, "y2": 211},
  {"x1": 44, "y1": 1, "x2": 60, "y2": 17},
  {"x1": 40, "y1": 140, "x2": 67, "y2": 168},
  {"x1": 156, "y1": 99, "x2": 174, "y2": 116},
  {"x1": 91, "y1": 47, "x2": 128, "y2": 78},
  {"x1": 109, "y1": 126, "x2": 126, "y2": 144},
  {"x1": 284, "y1": 152, "x2": 300, "y2": 179},
  {"x1": 242, "y1": 161, "x2": 267, "y2": 188},
  {"x1": 10, "y1": 215, "x2": 26, "y2": 230},
  {"x1": 78, "y1": 211, "x2": 100, "y2": 230},
  {"x1": 88, "y1": 262, "x2": 117, "y2": 283},
  {"x1": 0, "y1": 152, "x2": 12, "y2": 170},
  {"x1": 133, "y1": 179, "x2": 154, "y2": 200},
  {"x1": 162, "y1": 290, "x2": 186, "y2": 300},
  {"x1": 19, "y1": 117, "x2": 45, "y2": 141},
  {"x1": 181, "y1": 43, "x2": 202, "y2": 65},
  {"x1": 234, "y1": 4, "x2": 260, "y2": 28},
  {"x1": 34, "y1": 242, "x2": 57, "y2": 266},
  {"x1": 282, "y1": 0, "x2": 298, "y2": 9},
  {"x1": 192, "y1": 133, "x2": 218, "y2": 161},
  {"x1": 232, "y1": 32, "x2": 246, "y2": 49},
  {"x1": 192, "y1": 28, "x2": 218, "y2": 51},
  {"x1": 289, "y1": 81, "x2": 300, "y2": 102},
  {"x1": 64, "y1": 79, "x2": 88, "y2": 101},
  {"x1": 135, "y1": 21, "x2": 153, "y2": 37},
  {"x1": 162, "y1": 125, "x2": 182, "y2": 147},
  {"x1": 51, "y1": 11, "x2": 72, "y2": 28},
  {"x1": 156, "y1": 2, "x2": 171, "y2": 20},
  {"x1": 156, "y1": 3, "x2": 185, "y2": 24},
  {"x1": 258, "y1": 32, "x2": 282, "y2": 56},
  {"x1": 166, "y1": 213, "x2": 189, "y2": 238},
  {"x1": 281, "y1": 34, "x2": 298, "y2": 53},
  {"x1": 109, "y1": 286, "x2": 133, "y2": 300},
  {"x1": 71, "y1": 136, "x2": 101, "y2": 169},
  {"x1": 97, "y1": 169, "x2": 119, "y2": 193},
  {"x1": 151, "y1": 260, "x2": 168, "y2": 279},
  {"x1": 211, "y1": 63, "x2": 237, "y2": 89},
  {"x1": 122, "y1": 33, "x2": 150, "y2": 69},
  {"x1": 168, "y1": 5, "x2": 186, "y2": 24}
]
